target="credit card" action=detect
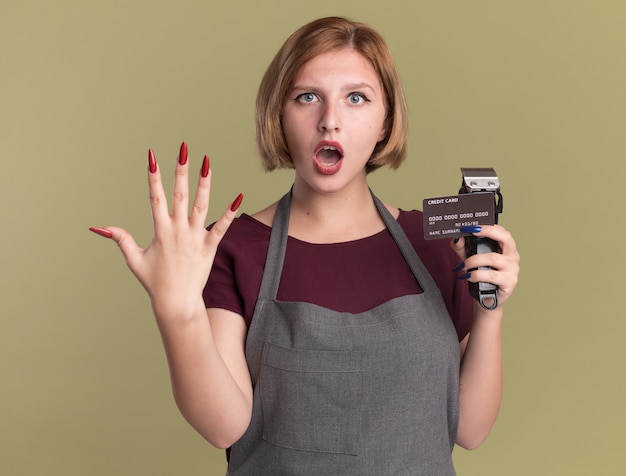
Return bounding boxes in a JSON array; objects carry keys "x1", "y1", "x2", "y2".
[{"x1": 422, "y1": 192, "x2": 495, "y2": 240}]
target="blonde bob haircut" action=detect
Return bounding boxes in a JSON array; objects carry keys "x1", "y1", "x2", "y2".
[{"x1": 255, "y1": 16, "x2": 408, "y2": 173}]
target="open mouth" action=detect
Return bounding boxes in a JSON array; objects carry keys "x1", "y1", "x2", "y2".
[{"x1": 313, "y1": 142, "x2": 344, "y2": 175}]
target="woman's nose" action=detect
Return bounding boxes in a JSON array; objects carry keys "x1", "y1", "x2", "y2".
[{"x1": 317, "y1": 102, "x2": 341, "y2": 132}]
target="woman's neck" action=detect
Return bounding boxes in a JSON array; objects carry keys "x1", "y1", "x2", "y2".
[
  {"x1": 287, "y1": 180, "x2": 390, "y2": 244},
  {"x1": 250, "y1": 177, "x2": 400, "y2": 245}
]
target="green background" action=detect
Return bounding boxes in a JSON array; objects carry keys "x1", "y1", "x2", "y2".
[{"x1": 2, "y1": 1, "x2": 624, "y2": 474}]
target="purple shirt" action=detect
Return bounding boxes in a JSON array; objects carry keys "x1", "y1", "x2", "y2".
[{"x1": 203, "y1": 209, "x2": 473, "y2": 341}]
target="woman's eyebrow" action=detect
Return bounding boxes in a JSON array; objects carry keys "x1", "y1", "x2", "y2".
[
  {"x1": 343, "y1": 82, "x2": 377, "y2": 91},
  {"x1": 291, "y1": 82, "x2": 377, "y2": 92}
]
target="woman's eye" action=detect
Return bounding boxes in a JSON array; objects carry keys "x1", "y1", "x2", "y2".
[
  {"x1": 296, "y1": 93, "x2": 317, "y2": 103},
  {"x1": 348, "y1": 92, "x2": 367, "y2": 104}
]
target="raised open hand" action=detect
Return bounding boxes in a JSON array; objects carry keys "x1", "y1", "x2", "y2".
[{"x1": 90, "y1": 142, "x2": 243, "y2": 321}]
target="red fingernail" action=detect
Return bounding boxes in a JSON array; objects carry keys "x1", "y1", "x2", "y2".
[
  {"x1": 230, "y1": 193, "x2": 244, "y2": 212},
  {"x1": 148, "y1": 149, "x2": 157, "y2": 173},
  {"x1": 178, "y1": 141, "x2": 188, "y2": 165},
  {"x1": 201, "y1": 155, "x2": 210, "y2": 177},
  {"x1": 89, "y1": 227, "x2": 113, "y2": 239}
]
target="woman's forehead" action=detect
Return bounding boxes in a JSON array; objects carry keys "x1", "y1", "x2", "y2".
[{"x1": 294, "y1": 49, "x2": 381, "y2": 87}]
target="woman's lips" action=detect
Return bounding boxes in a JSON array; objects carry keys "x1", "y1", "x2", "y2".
[{"x1": 313, "y1": 141, "x2": 344, "y2": 175}]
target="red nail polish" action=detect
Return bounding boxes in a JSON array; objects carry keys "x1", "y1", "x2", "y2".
[
  {"x1": 148, "y1": 149, "x2": 157, "y2": 173},
  {"x1": 178, "y1": 141, "x2": 188, "y2": 165},
  {"x1": 230, "y1": 193, "x2": 244, "y2": 212},
  {"x1": 89, "y1": 227, "x2": 113, "y2": 239},
  {"x1": 201, "y1": 155, "x2": 210, "y2": 177}
]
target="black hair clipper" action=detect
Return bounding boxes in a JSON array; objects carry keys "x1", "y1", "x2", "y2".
[{"x1": 458, "y1": 168, "x2": 503, "y2": 310}]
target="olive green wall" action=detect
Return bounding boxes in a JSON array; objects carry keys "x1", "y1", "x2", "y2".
[{"x1": 2, "y1": 0, "x2": 624, "y2": 474}]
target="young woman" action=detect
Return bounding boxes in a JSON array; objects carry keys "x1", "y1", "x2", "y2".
[{"x1": 91, "y1": 17, "x2": 519, "y2": 475}]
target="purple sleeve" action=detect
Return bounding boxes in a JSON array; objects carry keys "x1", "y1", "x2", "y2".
[{"x1": 202, "y1": 216, "x2": 269, "y2": 328}]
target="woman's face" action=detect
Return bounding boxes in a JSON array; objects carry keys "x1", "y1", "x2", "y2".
[{"x1": 282, "y1": 48, "x2": 387, "y2": 195}]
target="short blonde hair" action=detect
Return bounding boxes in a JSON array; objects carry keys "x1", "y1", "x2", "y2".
[{"x1": 255, "y1": 16, "x2": 408, "y2": 173}]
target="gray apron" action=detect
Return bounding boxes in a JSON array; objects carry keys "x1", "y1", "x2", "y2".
[{"x1": 227, "y1": 191, "x2": 460, "y2": 475}]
